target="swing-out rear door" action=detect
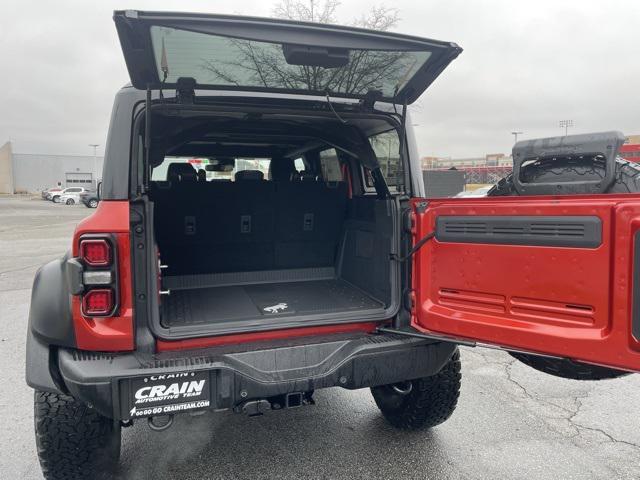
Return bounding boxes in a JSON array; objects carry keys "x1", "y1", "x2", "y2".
[{"x1": 410, "y1": 194, "x2": 640, "y2": 373}]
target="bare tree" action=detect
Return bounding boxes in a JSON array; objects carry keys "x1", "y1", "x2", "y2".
[
  {"x1": 272, "y1": 1, "x2": 399, "y2": 31},
  {"x1": 200, "y1": 1, "x2": 409, "y2": 96},
  {"x1": 272, "y1": 0, "x2": 341, "y2": 24},
  {"x1": 353, "y1": 4, "x2": 400, "y2": 31}
]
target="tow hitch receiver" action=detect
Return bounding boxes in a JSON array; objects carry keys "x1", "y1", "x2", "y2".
[{"x1": 237, "y1": 392, "x2": 314, "y2": 416}]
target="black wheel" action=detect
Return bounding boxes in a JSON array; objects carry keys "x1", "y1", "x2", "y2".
[
  {"x1": 488, "y1": 156, "x2": 638, "y2": 380},
  {"x1": 89, "y1": 199, "x2": 98, "y2": 208},
  {"x1": 34, "y1": 391, "x2": 121, "y2": 480},
  {"x1": 371, "y1": 350, "x2": 461, "y2": 430},
  {"x1": 65, "y1": 198, "x2": 75, "y2": 205}
]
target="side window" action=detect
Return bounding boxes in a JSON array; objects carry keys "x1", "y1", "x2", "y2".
[
  {"x1": 367, "y1": 130, "x2": 403, "y2": 189},
  {"x1": 319, "y1": 149, "x2": 343, "y2": 182}
]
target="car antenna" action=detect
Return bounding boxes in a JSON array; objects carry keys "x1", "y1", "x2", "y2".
[
  {"x1": 159, "y1": 37, "x2": 169, "y2": 100},
  {"x1": 325, "y1": 91, "x2": 348, "y2": 124}
]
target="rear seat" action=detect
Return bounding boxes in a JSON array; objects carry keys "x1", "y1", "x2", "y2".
[
  {"x1": 274, "y1": 180, "x2": 347, "y2": 269},
  {"x1": 152, "y1": 164, "x2": 347, "y2": 274},
  {"x1": 203, "y1": 170, "x2": 276, "y2": 272}
]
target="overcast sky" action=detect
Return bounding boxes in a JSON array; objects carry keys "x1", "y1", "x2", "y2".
[{"x1": 1, "y1": 0, "x2": 638, "y2": 158}]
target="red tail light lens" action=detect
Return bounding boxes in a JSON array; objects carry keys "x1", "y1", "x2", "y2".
[
  {"x1": 82, "y1": 289, "x2": 114, "y2": 316},
  {"x1": 80, "y1": 239, "x2": 112, "y2": 266}
]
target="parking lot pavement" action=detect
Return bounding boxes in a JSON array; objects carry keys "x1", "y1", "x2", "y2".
[{"x1": 1, "y1": 196, "x2": 639, "y2": 479}]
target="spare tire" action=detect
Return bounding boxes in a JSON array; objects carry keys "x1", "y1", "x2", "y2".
[
  {"x1": 489, "y1": 156, "x2": 640, "y2": 196},
  {"x1": 488, "y1": 156, "x2": 639, "y2": 380}
]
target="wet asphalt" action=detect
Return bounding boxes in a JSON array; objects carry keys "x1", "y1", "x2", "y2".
[{"x1": 1, "y1": 197, "x2": 639, "y2": 479}]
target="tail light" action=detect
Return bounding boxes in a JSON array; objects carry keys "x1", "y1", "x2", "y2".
[
  {"x1": 82, "y1": 289, "x2": 114, "y2": 316},
  {"x1": 80, "y1": 238, "x2": 111, "y2": 266},
  {"x1": 78, "y1": 235, "x2": 118, "y2": 317}
]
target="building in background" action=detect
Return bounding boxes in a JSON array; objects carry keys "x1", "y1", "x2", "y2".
[
  {"x1": 620, "y1": 134, "x2": 640, "y2": 161},
  {"x1": 0, "y1": 142, "x2": 103, "y2": 193},
  {"x1": 422, "y1": 153, "x2": 512, "y2": 186}
]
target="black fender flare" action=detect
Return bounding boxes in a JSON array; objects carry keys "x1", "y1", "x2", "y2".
[{"x1": 26, "y1": 253, "x2": 76, "y2": 393}]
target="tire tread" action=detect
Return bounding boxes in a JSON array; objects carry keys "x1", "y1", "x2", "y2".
[
  {"x1": 34, "y1": 391, "x2": 120, "y2": 480},
  {"x1": 372, "y1": 351, "x2": 461, "y2": 430}
]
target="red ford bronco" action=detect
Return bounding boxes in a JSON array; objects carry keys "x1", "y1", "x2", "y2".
[{"x1": 26, "y1": 11, "x2": 640, "y2": 479}]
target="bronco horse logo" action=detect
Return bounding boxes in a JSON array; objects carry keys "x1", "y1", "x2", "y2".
[{"x1": 263, "y1": 303, "x2": 288, "y2": 314}]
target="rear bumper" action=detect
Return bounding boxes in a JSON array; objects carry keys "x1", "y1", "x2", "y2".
[{"x1": 58, "y1": 333, "x2": 456, "y2": 420}]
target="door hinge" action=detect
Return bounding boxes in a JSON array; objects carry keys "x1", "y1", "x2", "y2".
[
  {"x1": 403, "y1": 289, "x2": 416, "y2": 311},
  {"x1": 402, "y1": 209, "x2": 415, "y2": 233}
]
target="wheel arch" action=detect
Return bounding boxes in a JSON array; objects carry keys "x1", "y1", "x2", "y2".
[{"x1": 26, "y1": 254, "x2": 76, "y2": 393}]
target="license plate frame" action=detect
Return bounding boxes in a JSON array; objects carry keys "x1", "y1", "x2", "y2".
[{"x1": 126, "y1": 370, "x2": 211, "y2": 418}]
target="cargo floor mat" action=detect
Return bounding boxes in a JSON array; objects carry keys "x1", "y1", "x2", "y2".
[{"x1": 161, "y1": 279, "x2": 383, "y2": 328}]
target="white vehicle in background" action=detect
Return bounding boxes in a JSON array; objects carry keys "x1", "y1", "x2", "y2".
[
  {"x1": 41, "y1": 187, "x2": 63, "y2": 200},
  {"x1": 51, "y1": 187, "x2": 89, "y2": 204},
  {"x1": 455, "y1": 185, "x2": 493, "y2": 197}
]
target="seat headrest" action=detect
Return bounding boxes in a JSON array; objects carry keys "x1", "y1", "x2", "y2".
[
  {"x1": 235, "y1": 169, "x2": 264, "y2": 181},
  {"x1": 269, "y1": 158, "x2": 297, "y2": 182},
  {"x1": 167, "y1": 163, "x2": 197, "y2": 183}
]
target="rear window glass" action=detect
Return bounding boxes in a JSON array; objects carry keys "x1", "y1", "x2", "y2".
[
  {"x1": 152, "y1": 157, "x2": 271, "y2": 181},
  {"x1": 367, "y1": 130, "x2": 403, "y2": 188},
  {"x1": 150, "y1": 26, "x2": 432, "y2": 99},
  {"x1": 319, "y1": 149, "x2": 343, "y2": 182}
]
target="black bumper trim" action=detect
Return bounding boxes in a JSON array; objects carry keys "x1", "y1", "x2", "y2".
[{"x1": 58, "y1": 333, "x2": 456, "y2": 420}]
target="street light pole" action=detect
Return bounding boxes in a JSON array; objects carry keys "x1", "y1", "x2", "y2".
[
  {"x1": 89, "y1": 144, "x2": 99, "y2": 188},
  {"x1": 559, "y1": 120, "x2": 573, "y2": 136},
  {"x1": 511, "y1": 131, "x2": 523, "y2": 143}
]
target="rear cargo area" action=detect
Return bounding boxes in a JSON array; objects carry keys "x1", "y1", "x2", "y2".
[{"x1": 151, "y1": 177, "x2": 395, "y2": 334}]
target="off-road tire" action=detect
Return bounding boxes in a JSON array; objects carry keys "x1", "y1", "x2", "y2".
[
  {"x1": 488, "y1": 156, "x2": 638, "y2": 380},
  {"x1": 510, "y1": 353, "x2": 630, "y2": 380},
  {"x1": 34, "y1": 391, "x2": 121, "y2": 480},
  {"x1": 371, "y1": 350, "x2": 461, "y2": 430},
  {"x1": 488, "y1": 156, "x2": 640, "y2": 196}
]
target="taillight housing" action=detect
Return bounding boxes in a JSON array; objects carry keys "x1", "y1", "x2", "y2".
[
  {"x1": 80, "y1": 238, "x2": 111, "y2": 266},
  {"x1": 69, "y1": 201, "x2": 133, "y2": 352},
  {"x1": 78, "y1": 235, "x2": 118, "y2": 317}
]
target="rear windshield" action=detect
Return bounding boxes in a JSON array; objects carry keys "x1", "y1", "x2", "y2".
[
  {"x1": 150, "y1": 26, "x2": 432, "y2": 99},
  {"x1": 151, "y1": 157, "x2": 305, "y2": 181}
]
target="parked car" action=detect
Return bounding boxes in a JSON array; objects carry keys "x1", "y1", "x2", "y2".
[
  {"x1": 58, "y1": 193, "x2": 80, "y2": 205},
  {"x1": 79, "y1": 190, "x2": 99, "y2": 208},
  {"x1": 26, "y1": 11, "x2": 640, "y2": 480},
  {"x1": 41, "y1": 187, "x2": 62, "y2": 200},
  {"x1": 50, "y1": 187, "x2": 89, "y2": 203}
]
